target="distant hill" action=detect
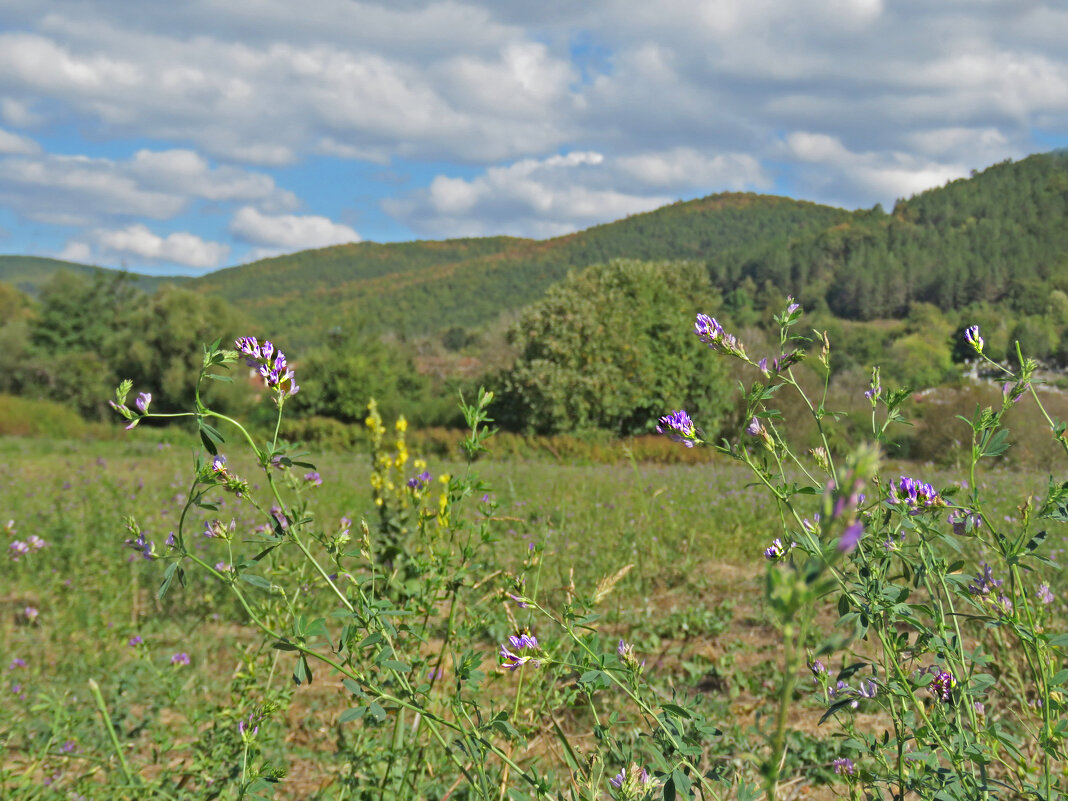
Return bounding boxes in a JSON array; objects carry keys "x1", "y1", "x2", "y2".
[
  {"x1": 5, "y1": 150, "x2": 1066, "y2": 346},
  {"x1": 712, "y1": 150, "x2": 1068, "y2": 319},
  {"x1": 187, "y1": 193, "x2": 849, "y2": 345},
  {"x1": 0, "y1": 255, "x2": 185, "y2": 296}
]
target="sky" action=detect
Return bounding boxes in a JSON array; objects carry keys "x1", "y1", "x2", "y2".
[{"x1": 0, "y1": 0, "x2": 1066, "y2": 276}]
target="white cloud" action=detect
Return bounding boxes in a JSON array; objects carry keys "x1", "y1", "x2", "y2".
[
  {"x1": 0, "y1": 148, "x2": 295, "y2": 226},
  {"x1": 784, "y1": 131, "x2": 971, "y2": 205},
  {"x1": 69, "y1": 224, "x2": 231, "y2": 269},
  {"x1": 0, "y1": 127, "x2": 41, "y2": 156},
  {"x1": 386, "y1": 150, "x2": 722, "y2": 238},
  {"x1": 230, "y1": 207, "x2": 360, "y2": 252},
  {"x1": 617, "y1": 149, "x2": 770, "y2": 190}
]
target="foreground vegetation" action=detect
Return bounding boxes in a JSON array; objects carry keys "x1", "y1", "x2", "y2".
[{"x1": 3, "y1": 299, "x2": 1067, "y2": 800}]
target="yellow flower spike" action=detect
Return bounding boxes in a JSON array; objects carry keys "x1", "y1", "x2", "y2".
[{"x1": 395, "y1": 416, "x2": 407, "y2": 433}]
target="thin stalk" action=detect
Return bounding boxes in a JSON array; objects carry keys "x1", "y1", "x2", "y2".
[{"x1": 87, "y1": 679, "x2": 137, "y2": 789}]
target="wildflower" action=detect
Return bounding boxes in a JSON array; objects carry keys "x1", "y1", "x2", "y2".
[
  {"x1": 407, "y1": 470, "x2": 431, "y2": 489},
  {"x1": 23, "y1": 606, "x2": 38, "y2": 623},
  {"x1": 764, "y1": 538, "x2": 786, "y2": 561},
  {"x1": 124, "y1": 529, "x2": 157, "y2": 561},
  {"x1": 211, "y1": 455, "x2": 228, "y2": 475},
  {"x1": 204, "y1": 519, "x2": 235, "y2": 540},
  {"x1": 858, "y1": 678, "x2": 877, "y2": 699},
  {"x1": 9, "y1": 540, "x2": 30, "y2": 560},
  {"x1": 234, "y1": 336, "x2": 299, "y2": 399},
  {"x1": 656, "y1": 410, "x2": 698, "y2": 448},
  {"x1": 969, "y1": 563, "x2": 1003, "y2": 597},
  {"x1": 171, "y1": 652, "x2": 190, "y2": 666},
  {"x1": 617, "y1": 639, "x2": 644, "y2": 672},
  {"x1": 833, "y1": 757, "x2": 855, "y2": 776},
  {"x1": 948, "y1": 508, "x2": 982, "y2": 536},
  {"x1": 3, "y1": 519, "x2": 14, "y2": 536},
  {"x1": 809, "y1": 659, "x2": 826, "y2": 678},
  {"x1": 303, "y1": 471, "x2": 322, "y2": 487},
  {"x1": 888, "y1": 476, "x2": 942, "y2": 513},
  {"x1": 128, "y1": 636, "x2": 143, "y2": 647},
  {"x1": 135, "y1": 392, "x2": 152, "y2": 414},
  {"x1": 865, "y1": 367, "x2": 881, "y2": 402},
  {"x1": 694, "y1": 313, "x2": 745, "y2": 357},
  {"x1": 964, "y1": 325, "x2": 983, "y2": 355},
  {"x1": 9, "y1": 658, "x2": 26, "y2": 670},
  {"x1": 499, "y1": 632, "x2": 541, "y2": 671},
  {"x1": 60, "y1": 740, "x2": 77, "y2": 753},
  {"x1": 746, "y1": 417, "x2": 763, "y2": 437},
  {"x1": 838, "y1": 521, "x2": 864, "y2": 553},
  {"x1": 929, "y1": 669, "x2": 955, "y2": 702},
  {"x1": 610, "y1": 764, "x2": 655, "y2": 797},
  {"x1": 27, "y1": 534, "x2": 46, "y2": 550},
  {"x1": 1002, "y1": 382, "x2": 1025, "y2": 405},
  {"x1": 238, "y1": 711, "x2": 262, "y2": 739},
  {"x1": 214, "y1": 561, "x2": 231, "y2": 572},
  {"x1": 1037, "y1": 583, "x2": 1055, "y2": 605}
]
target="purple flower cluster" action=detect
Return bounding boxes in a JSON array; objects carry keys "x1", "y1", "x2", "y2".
[
  {"x1": 109, "y1": 390, "x2": 153, "y2": 429},
  {"x1": 124, "y1": 529, "x2": 158, "y2": 561},
  {"x1": 303, "y1": 471, "x2": 322, "y2": 487},
  {"x1": 833, "y1": 757, "x2": 855, "y2": 776},
  {"x1": 948, "y1": 508, "x2": 982, "y2": 535},
  {"x1": 764, "y1": 538, "x2": 786, "y2": 561},
  {"x1": 238, "y1": 710, "x2": 264, "y2": 738},
  {"x1": 9, "y1": 534, "x2": 46, "y2": 561},
  {"x1": 609, "y1": 764, "x2": 654, "y2": 794},
  {"x1": 617, "y1": 639, "x2": 644, "y2": 672},
  {"x1": 656, "y1": 409, "x2": 698, "y2": 448},
  {"x1": 499, "y1": 633, "x2": 541, "y2": 671},
  {"x1": 829, "y1": 677, "x2": 877, "y2": 709},
  {"x1": 171, "y1": 652, "x2": 190, "y2": 666},
  {"x1": 407, "y1": 470, "x2": 431, "y2": 489},
  {"x1": 234, "y1": 336, "x2": 299, "y2": 398},
  {"x1": 969, "y1": 563, "x2": 1013, "y2": 613},
  {"x1": 929, "y1": 669, "x2": 955, "y2": 702},
  {"x1": 888, "y1": 476, "x2": 942, "y2": 513},
  {"x1": 694, "y1": 313, "x2": 745, "y2": 356},
  {"x1": 1037, "y1": 583, "x2": 1055, "y2": 605},
  {"x1": 964, "y1": 325, "x2": 983, "y2": 354}
]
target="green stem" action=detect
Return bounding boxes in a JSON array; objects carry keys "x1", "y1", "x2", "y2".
[{"x1": 88, "y1": 678, "x2": 137, "y2": 789}]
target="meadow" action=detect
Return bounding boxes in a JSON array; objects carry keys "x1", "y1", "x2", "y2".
[{"x1": 3, "y1": 315, "x2": 1068, "y2": 800}]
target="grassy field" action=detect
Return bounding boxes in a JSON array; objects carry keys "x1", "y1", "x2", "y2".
[{"x1": 3, "y1": 429, "x2": 1064, "y2": 799}]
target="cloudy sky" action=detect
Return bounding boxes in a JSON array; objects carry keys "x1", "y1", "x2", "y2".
[{"x1": 1, "y1": 0, "x2": 1066, "y2": 275}]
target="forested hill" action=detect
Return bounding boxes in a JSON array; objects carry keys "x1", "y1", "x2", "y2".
[
  {"x1": 712, "y1": 150, "x2": 1068, "y2": 320},
  {"x1": 187, "y1": 193, "x2": 849, "y2": 344},
  {"x1": 0, "y1": 255, "x2": 181, "y2": 296}
]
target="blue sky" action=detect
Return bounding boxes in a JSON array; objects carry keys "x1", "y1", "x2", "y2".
[{"x1": 0, "y1": 0, "x2": 1066, "y2": 275}]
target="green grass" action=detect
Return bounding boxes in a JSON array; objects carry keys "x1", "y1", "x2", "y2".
[{"x1": 2, "y1": 435, "x2": 1064, "y2": 798}]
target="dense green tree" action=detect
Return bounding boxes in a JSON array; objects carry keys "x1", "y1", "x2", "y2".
[
  {"x1": 287, "y1": 326, "x2": 429, "y2": 425},
  {"x1": 500, "y1": 259, "x2": 732, "y2": 436}
]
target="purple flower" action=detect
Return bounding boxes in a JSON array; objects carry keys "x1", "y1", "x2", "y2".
[
  {"x1": 171, "y1": 652, "x2": 190, "y2": 666},
  {"x1": 303, "y1": 471, "x2": 322, "y2": 487},
  {"x1": 406, "y1": 470, "x2": 431, "y2": 489},
  {"x1": 838, "y1": 521, "x2": 864, "y2": 553},
  {"x1": 23, "y1": 606, "x2": 38, "y2": 623},
  {"x1": 948, "y1": 508, "x2": 982, "y2": 535},
  {"x1": 746, "y1": 417, "x2": 762, "y2": 437},
  {"x1": 809, "y1": 659, "x2": 826, "y2": 678},
  {"x1": 656, "y1": 409, "x2": 698, "y2": 447},
  {"x1": 27, "y1": 535, "x2": 46, "y2": 550},
  {"x1": 964, "y1": 325, "x2": 983, "y2": 354},
  {"x1": 499, "y1": 632, "x2": 541, "y2": 671},
  {"x1": 610, "y1": 764, "x2": 653, "y2": 793},
  {"x1": 1037, "y1": 584, "x2": 1055, "y2": 605},
  {"x1": 9, "y1": 658, "x2": 26, "y2": 670},
  {"x1": 695, "y1": 314, "x2": 745, "y2": 356},
  {"x1": 238, "y1": 710, "x2": 262, "y2": 738},
  {"x1": 888, "y1": 476, "x2": 942, "y2": 512},
  {"x1": 135, "y1": 392, "x2": 152, "y2": 414},
  {"x1": 9, "y1": 540, "x2": 30, "y2": 561},
  {"x1": 235, "y1": 336, "x2": 299, "y2": 399},
  {"x1": 128, "y1": 636, "x2": 143, "y2": 647},
  {"x1": 833, "y1": 757, "x2": 855, "y2": 776},
  {"x1": 929, "y1": 669, "x2": 955, "y2": 702},
  {"x1": 764, "y1": 538, "x2": 786, "y2": 561},
  {"x1": 60, "y1": 740, "x2": 77, "y2": 753},
  {"x1": 610, "y1": 769, "x2": 626, "y2": 789},
  {"x1": 969, "y1": 563, "x2": 1003, "y2": 597}
]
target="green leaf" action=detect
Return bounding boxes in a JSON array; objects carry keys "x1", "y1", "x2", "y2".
[
  {"x1": 661, "y1": 703, "x2": 692, "y2": 720},
  {"x1": 240, "y1": 573, "x2": 272, "y2": 591},
  {"x1": 339, "y1": 708, "x2": 365, "y2": 723},
  {"x1": 158, "y1": 562, "x2": 179, "y2": 600}
]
